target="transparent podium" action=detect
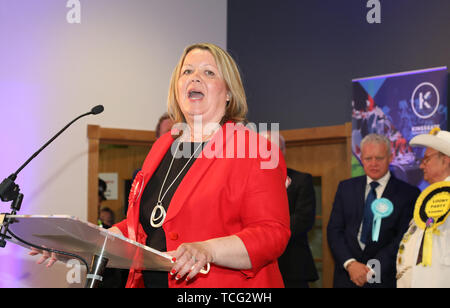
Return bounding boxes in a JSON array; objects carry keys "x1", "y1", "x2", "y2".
[{"x1": 4, "y1": 215, "x2": 173, "y2": 288}]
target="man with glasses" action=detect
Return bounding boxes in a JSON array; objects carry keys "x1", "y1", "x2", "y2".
[
  {"x1": 397, "y1": 128, "x2": 450, "y2": 288},
  {"x1": 328, "y1": 133, "x2": 420, "y2": 288}
]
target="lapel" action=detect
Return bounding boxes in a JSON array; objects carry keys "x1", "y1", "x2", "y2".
[
  {"x1": 381, "y1": 175, "x2": 397, "y2": 201},
  {"x1": 163, "y1": 122, "x2": 236, "y2": 225},
  {"x1": 355, "y1": 176, "x2": 368, "y2": 227},
  {"x1": 142, "y1": 133, "x2": 175, "y2": 183},
  {"x1": 128, "y1": 133, "x2": 174, "y2": 240}
]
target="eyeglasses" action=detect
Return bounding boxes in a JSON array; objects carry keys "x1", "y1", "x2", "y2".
[{"x1": 420, "y1": 152, "x2": 440, "y2": 165}]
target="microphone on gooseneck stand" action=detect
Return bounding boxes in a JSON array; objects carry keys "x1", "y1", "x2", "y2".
[
  {"x1": 90, "y1": 105, "x2": 104, "y2": 115},
  {"x1": 6, "y1": 104, "x2": 104, "y2": 184},
  {"x1": 0, "y1": 105, "x2": 104, "y2": 248}
]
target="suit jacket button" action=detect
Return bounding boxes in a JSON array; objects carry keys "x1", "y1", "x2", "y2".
[{"x1": 168, "y1": 232, "x2": 178, "y2": 240}]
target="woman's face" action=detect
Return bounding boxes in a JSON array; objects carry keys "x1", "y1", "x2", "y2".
[{"x1": 177, "y1": 49, "x2": 228, "y2": 126}]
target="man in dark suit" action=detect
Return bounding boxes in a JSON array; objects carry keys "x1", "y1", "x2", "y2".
[
  {"x1": 276, "y1": 134, "x2": 319, "y2": 288},
  {"x1": 327, "y1": 133, "x2": 420, "y2": 288}
]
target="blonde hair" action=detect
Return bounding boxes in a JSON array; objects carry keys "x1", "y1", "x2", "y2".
[{"x1": 167, "y1": 43, "x2": 248, "y2": 124}]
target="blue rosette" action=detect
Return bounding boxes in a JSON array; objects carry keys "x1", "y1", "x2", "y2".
[{"x1": 371, "y1": 198, "x2": 394, "y2": 242}]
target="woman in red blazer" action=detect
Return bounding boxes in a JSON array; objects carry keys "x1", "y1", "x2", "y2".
[{"x1": 111, "y1": 43, "x2": 290, "y2": 288}]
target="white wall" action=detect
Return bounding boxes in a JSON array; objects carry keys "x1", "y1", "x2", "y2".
[{"x1": 0, "y1": 0, "x2": 226, "y2": 287}]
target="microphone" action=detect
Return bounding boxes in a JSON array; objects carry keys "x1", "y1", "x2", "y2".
[
  {"x1": 0, "y1": 105, "x2": 104, "y2": 202},
  {"x1": 91, "y1": 105, "x2": 104, "y2": 115}
]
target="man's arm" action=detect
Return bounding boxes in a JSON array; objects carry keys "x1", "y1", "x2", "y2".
[{"x1": 327, "y1": 182, "x2": 356, "y2": 267}]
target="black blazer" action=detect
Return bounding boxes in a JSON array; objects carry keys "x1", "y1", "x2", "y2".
[
  {"x1": 327, "y1": 174, "x2": 420, "y2": 288},
  {"x1": 278, "y1": 168, "x2": 319, "y2": 287}
]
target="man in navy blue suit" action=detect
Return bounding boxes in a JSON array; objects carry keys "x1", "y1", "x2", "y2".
[{"x1": 327, "y1": 134, "x2": 420, "y2": 288}]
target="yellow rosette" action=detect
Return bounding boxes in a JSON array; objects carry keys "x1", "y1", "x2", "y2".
[{"x1": 414, "y1": 181, "x2": 450, "y2": 266}]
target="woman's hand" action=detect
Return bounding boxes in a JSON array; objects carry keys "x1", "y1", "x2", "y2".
[
  {"x1": 28, "y1": 227, "x2": 124, "y2": 268},
  {"x1": 167, "y1": 241, "x2": 214, "y2": 282},
  {"x1": 167, "y1": 235, "x2": 252, "y2": 282},
  {"x1": 108, "y1": 226, "x2": 124, "y2": 237},
  {"x1": 28, "y1": 248, "x2": 58, "y2": 268}
]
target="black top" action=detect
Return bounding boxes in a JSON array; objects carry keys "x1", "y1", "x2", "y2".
[{"x1": 139, "y1": 141, "x2": 205, "y2": 288}]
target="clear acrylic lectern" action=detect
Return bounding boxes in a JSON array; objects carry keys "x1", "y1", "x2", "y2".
[{"x1": 4, "y1": 215, "x2": 173, "y2": 288}]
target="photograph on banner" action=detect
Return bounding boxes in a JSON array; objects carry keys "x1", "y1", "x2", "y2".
[{"x1": 351, "y1": 67, "x2": 448, "y2": 190}]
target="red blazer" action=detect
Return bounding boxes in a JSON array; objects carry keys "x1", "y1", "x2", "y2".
[{"x1": 114, "y1": 122, "x2": 291, "y2": 288}]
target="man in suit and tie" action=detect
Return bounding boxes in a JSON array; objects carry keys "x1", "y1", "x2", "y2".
[{"x1": 327, "y1": 133, "x2": 420, "y2": 288}]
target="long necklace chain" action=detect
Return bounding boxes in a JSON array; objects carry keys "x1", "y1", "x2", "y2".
[{"x1": 150, "y1": 141, "x2": 204, "y2": 228}]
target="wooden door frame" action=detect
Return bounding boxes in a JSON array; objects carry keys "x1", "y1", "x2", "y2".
[
  {"x1": 87, "y1": 125, "x2": 156, "y2": 224},
  {"x1": 282, "y1": 122, "x2": 352, "y2": 288}
]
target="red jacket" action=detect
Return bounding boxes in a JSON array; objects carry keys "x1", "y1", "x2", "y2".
[{"x1": 114, "y1": 122, "x2": 291, "y2": 288}]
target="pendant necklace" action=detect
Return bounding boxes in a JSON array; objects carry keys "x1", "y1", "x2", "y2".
[{"x1": 150, "y1": 141, "x2": 204, "y2": 228}]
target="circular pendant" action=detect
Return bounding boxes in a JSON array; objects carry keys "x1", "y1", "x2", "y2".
[{"x1": 150, "y1": 202, "x2": 166, "y2": 228}]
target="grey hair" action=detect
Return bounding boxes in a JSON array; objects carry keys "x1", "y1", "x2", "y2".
[{"x1": 360, "y1": 133, "x2": 391, "y2": 156}]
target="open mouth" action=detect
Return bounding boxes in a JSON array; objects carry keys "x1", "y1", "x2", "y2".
[{"x1": 188, "y1": 90, "x2": 204, "y2": 100}]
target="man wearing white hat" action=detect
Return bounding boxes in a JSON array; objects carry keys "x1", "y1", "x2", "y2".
[{"x1": 397, "y1": 128, "x2": 450, "y2": 288}]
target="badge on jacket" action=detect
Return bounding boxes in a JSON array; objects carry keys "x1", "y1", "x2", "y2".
[
  {"x1": 413, "y1": 181, "x2": 450, "y2": 266},
  {"x1": 371, "y1": 198, "x2": 394, "y2": 242}
]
